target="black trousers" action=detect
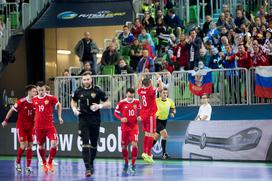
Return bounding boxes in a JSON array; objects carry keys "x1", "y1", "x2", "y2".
[
  {"x1": 78, "y1": 116, "x2": 100, "y2": 147},
  {"x1": 78, "y1": 115, "x2": 100, "y2": 170}
]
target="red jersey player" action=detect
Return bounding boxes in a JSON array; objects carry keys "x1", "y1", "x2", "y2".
[
  {"x1": 114, "y1": 88, "x2": 141, "y2": 176},
  {"x1": 1, "y1": 85, "x2": 37, "y2": 174},
  {"x1": 136, "y1": 74, "x2": 163, "y2": 164},
  {"x1": 32, "y1": 81, "x2": 63, "y2": 173}
]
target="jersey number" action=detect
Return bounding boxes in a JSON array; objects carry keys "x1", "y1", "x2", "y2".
[
  {"x1": 27, "y1": 110, "x2": 32, "y2": 116},
  {"x1": 142, "y1": 95, "x2": 147, "y2": 107},
  {"x1": 128, "y1": 109, "x2": 135, "y2": 116},
  {"x1": 38, "y1": 105, "x2": 44, "y2": 112}
]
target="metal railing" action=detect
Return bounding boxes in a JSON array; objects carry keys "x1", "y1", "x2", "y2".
[
  {"x1": 55, "y1": 67, "x2": 271, "y2": 109},
  {"x1": 22, "y1": 0, "x2": 50, "y2": 30},
  {"x1": 172, "y1": 68, "x2": 249, "y2": 106}
]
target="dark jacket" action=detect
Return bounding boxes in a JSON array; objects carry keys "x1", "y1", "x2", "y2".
[{"x1": 74, "y1": 39, "x2": 99, "y2": 62}]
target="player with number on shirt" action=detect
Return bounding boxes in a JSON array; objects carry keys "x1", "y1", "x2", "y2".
[
  {"x1": 32, "y1": 81, "x2": 63, "y2": 173},
  {"x1": 1, "y1": 85, "x2": 37, "y2": 174},
  {"x1": 136, "y1": 74, "x2": 163, "y2": 164},
  {"x1": 114, "y1": 88, "x2": 141, "y2": 176}
]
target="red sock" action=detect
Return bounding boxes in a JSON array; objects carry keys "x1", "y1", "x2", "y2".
[
  {"x1": 16, "y1": 147, "x2": 24, "y2": 164},
  {"x1": 143, "y1": 136, "x2": 148, "y2": 154},
  {"x1": 26, "y1": 148, "x2": 33, "y2": 167},
  {"x1": 38, "y1": 148, "x2": 47, "y2": 164},
  {"x1": 147, "y1": 136, "x2": 154, "y2": 156},
  {"x1": 48, "y1": 147, "x2": 57, "y2": 164},
  {"x1": 131, "y1": 146, "x2": 138, "y2": 166},
  {"x1": 122, "y1": 147, "x2": 129, "y2": 164}
]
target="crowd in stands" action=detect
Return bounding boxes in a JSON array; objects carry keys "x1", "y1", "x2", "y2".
[{"x1": 70, "y1": 1, "x2": 271, "y2": 76}]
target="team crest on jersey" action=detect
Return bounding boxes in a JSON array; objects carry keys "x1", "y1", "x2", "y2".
[
  {"x1": 35, "y1": 102, "x2": 38, "y2": 105},
  {"x1": 133, "y1": 104, "x2": 137, "y2": 109},
  {"x1": 24, "y1": 106, "x2": 27, "y2": 109},
  {"x1": 44, "y1": 100, "x2": 49, "y2": 105},
  {"x1": 91, "y1": 93, "x2": 96, "y2": 98},
  {"x1": 80, "y1": 94, "x2": 84, "y2": 97}
]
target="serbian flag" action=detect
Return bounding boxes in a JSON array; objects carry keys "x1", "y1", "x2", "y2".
[
  {"x1": 189, "y1": 69, "x2": 213, "y2": 96},
  {"x1": 255, "y1": 66, "x2": 272, "y2": 98}
]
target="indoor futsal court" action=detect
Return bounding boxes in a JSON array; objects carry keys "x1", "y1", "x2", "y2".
[{"x1": 1, "y1": 157, "x2": 272, "y2": 180}]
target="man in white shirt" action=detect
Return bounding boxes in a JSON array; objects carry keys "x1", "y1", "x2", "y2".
[{"x1": 195, "y1": 94, "x2": 212, "y2": 121}]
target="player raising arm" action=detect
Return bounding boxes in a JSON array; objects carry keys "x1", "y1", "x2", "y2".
[
  {"x1": 2, "y1": 85, "x2": 37, "y2": 174},
  {"x1": 136, "y1": 74, "x2": 163, "y2": 164}
]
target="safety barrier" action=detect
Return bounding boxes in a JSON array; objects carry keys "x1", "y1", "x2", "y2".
[
  {"x1": 172, "y1": 68, "x2": 248, "y2": 106},
  {"x1": 54, "y1": 67, "x2": 272, "y2": 109}
]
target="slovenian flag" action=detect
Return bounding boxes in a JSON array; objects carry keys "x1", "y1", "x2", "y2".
[
  {"x1": 255, "y1": 66, "x2": 272, "y2": 98},
  {"x1": 189, "y1": 69, "x2": 213, "y2": 96}
]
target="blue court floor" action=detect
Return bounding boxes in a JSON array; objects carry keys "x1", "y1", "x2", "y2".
[{"x1": 1, "y1": 156, "x2": 272, "y2": 181}]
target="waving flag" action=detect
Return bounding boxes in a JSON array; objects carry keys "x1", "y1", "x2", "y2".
[
  {"x1": 255, "y1": 66, "x2": 272, "y2": 98},
  {"x1": 189, "y1": 69, "x2": 213, "y2": 96}
]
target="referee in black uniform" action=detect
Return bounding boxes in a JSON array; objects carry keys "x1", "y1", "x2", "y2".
[{"x1": 71, "y1": 71, "x2": 110, "y2": 177}]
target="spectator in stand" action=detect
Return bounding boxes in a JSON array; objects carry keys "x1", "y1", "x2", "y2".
[
  {"x1": 79, "y1": 61, "x2": 96, "y2": 75},
  {"x1": 141, "y1": 0, "x2": 151, "y2": 13},
  {"x1": 142, "y1": 11, "x2": 155, "y2": 33},
  {"x1": 131, "y1": 18, "x2": 144, "y2": 39},
  {"x1": 165, "y1": 49, "x2": 176, "y2": 73},
  {"x1": 164, "y1": 8, "x2": 184, "y2": 35},
  {"x1": 207, "y1": 22, "x2": 220, "y2": 42},
  {"x1": 266, "y1": 7, "x2": 272, "y2": 23},
  {"x1": 253, "y1": 17, "x2": 262, "y2": 32},
  {"x1": 209, "y1": 47, "x2": 222, "y2": 69},
  {"x1": 229, "y1": 44, "x2": 252, "y2": 69},
  {"x1": 221, "y1": 44, "x2": 241, "y2": 104},
  {"x1": 202, "y1": 15, "x2": 212, "y2": 37},
  {"x1": 225, "y1": 11, "x2": 236, "y2": 30},
  {"x1": 138, "y1": 28, "x2": 155, "y2": 58},
  {"x1": 234, "y1": 10, "x2": 249, "y2": 31},
  {"x1": 173, "y1": 33, "x2": 190, "y2": 70},
  {"x1": 250, "y1": 40, "x2": 269, "y2": 66},
  {"x1": 75, "y1": 32, "x2": 99, "y2": 73},
  {"x1": 216, "y1": 13, "x2": 226, "y2": 28},
  {"x1": 100, "y1": 42, "x2": 120, "y2": 70},
  {"x1": 137, "y1": 49, "x2": 154, "y2": 73},
  {"x1": 155, "y1": 9, "x2": 164, "y2": 23},
  {"x1": 256, "y1": 6, "x2": 267, "y2": 18},
  {"x1": 115, "y1": 57, "x2": 134, "y2": 74},
  {"x1": 199, "y1": 48, "x2": 211, "y2": 67},
  {"x1": 130, "y1": 38, "x2": 143, "y2": 71},
  {"x1": 118, "y1": 25, "x2": 134, "y2": 56},
  {"x1": 186, "y1": 29, "x2": 203, "y2": 70}
]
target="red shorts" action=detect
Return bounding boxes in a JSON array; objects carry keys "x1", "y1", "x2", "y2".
[
  {"x1": 17, "y1": 127, "x2": 34, "y2": 142},
  {"x1": 121, "y1": 129, "x2": 139, "y2": 146},
  {"x1": 140, "y1": 114, "x2": 156, "y2": 133},
  {"x1": 35, "y1": 127, "x2": 58, "y2": 145}
]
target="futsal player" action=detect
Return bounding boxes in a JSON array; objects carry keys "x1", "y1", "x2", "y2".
[
  {"x1": 71, "y1": 71, "x2": 110, "y2": 177},
  {"x1": 37, "y1": 85, "x2": 58, "y2": 166},
  {"x1": 114, "y1": 88, "x2": 141, "y2": 175},
  {"x1": 153, "y1": 87, "x2": 175, "y2": 159},
  {"x1": 136, "y1": 74, "x2": 163, "y2": 163},
  {"x1": 1, "y1": 85, "x2": 37, "y2": 174},
  {"x1": 32, "y1": 81, "x2": 63, "y2": 173}
]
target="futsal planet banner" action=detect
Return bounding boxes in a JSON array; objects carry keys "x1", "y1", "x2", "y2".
[{"x1": 1, "y1": 121, "x2": 272, "y2": 161}]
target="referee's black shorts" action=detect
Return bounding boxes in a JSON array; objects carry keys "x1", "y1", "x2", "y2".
[{"x1": 156, "y1": 119, "x2": 168, "y2": 134}]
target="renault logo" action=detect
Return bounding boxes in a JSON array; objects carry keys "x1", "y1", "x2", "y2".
[
  {"x1": 200, "y1": 133, "x2": 207, "y2": 149},
  {"x1": 57, "y1": 11, "x2": 78, "y2": 20}
]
